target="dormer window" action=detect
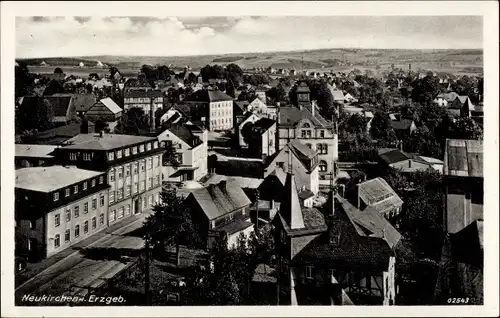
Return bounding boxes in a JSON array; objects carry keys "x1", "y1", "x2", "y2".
[
  {"x1": 125, "y1": 148, "x2": 130, "y2": 157},
  {"x1": 132, "y1": 146, "x2": 138, "y2": 155},
  {"x1": 146, "y1": 143, "x2": 151, "y2": 151},
  {"x1": 116, "y1": 150, "x2": 122, "y2": 159},
  {"x1": 83, "y1": 152, "x2": 92, "y2": 161},
  {"x1": 153, "y1": 141, "x2": 158, "y2": 149},
  {"x1": 330, "y1": 233, "x2": 340, "y2": 244},
  {"x1": 108, "y1": 152, "x2": 115, "y2": 161},
  {"x1": 70, "y1": 153, "x2": 78, "y2": 161},
  {"x1": 139, "y1": 144, "x2": 145, "y2": 152}
]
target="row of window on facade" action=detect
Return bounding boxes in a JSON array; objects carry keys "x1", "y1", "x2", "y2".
[
  {"x1": 211, "y1": 118, "x2": 232, "y2": 126},
  {"x1": 108, "y1": 156, "x2": 161, "y2": 182},
  {"x1": 124, "y1": 97, "x2": 163, "y2": 103},
  {"x1": 53, "y1": 214, "x2": 104, "y2": 248},
  {"x1": 212, "y1": 102, "x2": 230, "y2": 109},
  {"x1": 108, "y1": 176, "x2": 160, "y2": 204},
  {"x1": 304, "y1": 143, "x2": 329, "y2": 154},
  {"x1": 276, "y1": 160, "x2": 329, "y2": 172},
  {"x1": 300, "y1": 129, "x2": 327, "y2": 139},
  {"x1": 109, "y1": 141, "x2": 159, "y2": 161},
  {"x1": 211, "y1": 110, "x2": 231, "y2": 117},
  {"x1": 53, "y1": 176, "x2": 105, "y2": 202},
  {"x1": 53, "y1": 194, "x2": 106, "y2": 227}
]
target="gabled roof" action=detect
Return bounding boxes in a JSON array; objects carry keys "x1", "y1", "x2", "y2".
[
  {"x1": 98, "y1": 97, "x2": 122, "y2": 114},
  {"x1": 20, "y1": 96, "x2": 74, "y2": 118},
  {"x1": 16, "y1": 166, "x2": 103, "y2": 193},
  {"x1": 258, "y1": 168, "x2": 286, "y2": 201},
  {"x1": 189, "y1": 179, "x2": 251, "y2": 220},
  {"x1": 358, "y1": 177, "x2": 403, "y2": 214},
  {"x1": 166, "y1": 124, "x2": 203, "y2": 148},
  {"x1": 289, "y1": 139, "x2": 317, "y2": 159},
  {"x1": 449, "y1": 95, "x2": 474, "y2": 110},
  {"x1": 444, "y1": 139, "x2": 483, "y2": 178},
  {"x1": 293, "y1": 196, "x2": 394, "y2": 271},
  {"x1": 62, "y1": 133, "x2": 157, "y2": 151},
  {"x1": 390, "y1": 119, "x2": 414, "y2": 131},
  {"x1": 339, "y1": 198, "x2": 401, "y2": 249},
  {"x1": 296, "y1": 82, "x2": 310, "y2": 93},
  {"x1": 252, "y1": 118, "x2": 276, "y2": 133},
  {"x1": 378, "y1": 148, "x2": 429, "y2": 166},
  {"x1": 53, "y1": 93, "x2": 96, "y2": 113},
  {"x1": 450, "y1": 219, "x2": 483, "y2": 266},
  {"x1": 279, "y1": 106, "x2": 332, "y2": 129},
  {"x1": 184, "y1": 89, "x2": 233, "y2": 103}
]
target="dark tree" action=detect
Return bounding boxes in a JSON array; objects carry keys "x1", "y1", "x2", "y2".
[
  {"x1": 411, "y1": 75, "x2": 440, "y2": 106},
  {"x1": 452, "y1": 75, "x2": 476, "y2": 99},
  {"x1": 405, "y1": 125, "x2": 442, "y2": 158},
  {"x1": 346, "y1": 113, "x2": 368, "y2": 134},
  {"x1": 15, "y1": 62, "x2": 34, "y2": 98},
  {"x1": 88, "y1": 73, "x2": 100, "y2": 80},
  {"x1": 452, "y1": 117, "x2": 483, "y2": 140},
  {"x1": 54, "y1": 67, "x2": 63, "y2": 74},
  {"x1": 225, "y1": 63, "x2": 243, "y2": 87},
  {"x1": 369, "y1": 112, "x2": 396, "y2": 144},
  {"x1": 43, "y1": 80, "x2": 65, "y2": 96},
  {"x1": 144, "y1": 188, "x2": 201, "y2": 266},
  {"x1": 114, "y1": 107, "x2": 150, "y2": 135},
  {"x1": 200, "y1": 65, "x2": 212, "y2": 83}
]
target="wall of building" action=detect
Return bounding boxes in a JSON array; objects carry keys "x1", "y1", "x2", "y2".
[
  {"x1": 445, "y1": 179, "x2": 484, "y2": 234},
  {"x1": 209, "y1": 100, "x2": 233, "y2": 131},
  {"x1": 108, "y1": 152, "x2": 163, "y2": 221},
  {"x1": 45, "y1": 189, "x2": 109, "y2": 258},
  {"x1": 260, "y1": 124, "x2": 277, "y2": 157},
  {"x1": 383, "y1": 256, "x2": 397, "y2": 305},
  {"x1": 238, "y1": 114, "x2": 260, "y2": 147}
]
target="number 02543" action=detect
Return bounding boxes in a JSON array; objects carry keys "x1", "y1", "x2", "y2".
[{"x1": 447, "y1": 297, "x2": 470, "y2": 304}]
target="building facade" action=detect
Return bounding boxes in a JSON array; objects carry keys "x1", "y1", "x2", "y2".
[
  {"x1": 15, "y1": 144, "x2": 57, "y2": 169},
  {"x1": 278, "y1": 82, "x2": 339, "y2": 186},
  {"x1": 183, "y1": 89, "x2": 234, "y2": 131},
  {"x1": 15, "y1": 166, "x2": 109, "y2": 260},
  {"x1": 53, "y1": 133, "x2": 164, "y2": 226},
  {"x1": 156, "y1": 123, "x2": 208, "y2": 183},
  {"x1": 123, "y1": 90, "x2": 164, "y2": 130}
]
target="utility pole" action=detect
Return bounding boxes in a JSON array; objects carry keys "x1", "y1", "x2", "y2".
[{"x1": 255, "y1": 189, "x2": 260, "y2": 232}]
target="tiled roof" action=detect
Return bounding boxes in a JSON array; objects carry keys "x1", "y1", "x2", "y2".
[
  {"x1": 258, "y1": 168, "x2": 286, "y2": 201},
  {"x1": 21, "y1": 96, "x2": 74, "y2": 118},
  {"x1": 444, "y1": 139, "x2": 483, "y2": 178},
  {"x1": 213, "y1": 219, "x2": 254, "y2": 235},
  {"x1": 184, "y1": 89, "x2": 233, "y2": 103},
  {"x1": 62, "y1": 133, "x2": 157, "y2": 151},
  {"x1": 189, "y1": 179, "x2": 251, "y2": 220},
  {"x1": 167, "y1": 124, "x2": 203, "y2": 148},
  {"x1": 15, "y1": 144, "x2": 57, "y2": 158},
  {"x1": 16, "y1": 166, "x2": 103, "y2": 192},
  {"x1": 338, "y1": 197, "x2": 401, "y2": 249},
  {"x1": 296, "y1": 82, "x2": 310, "y2": 93},
  {"x1": 99, "y1": 97, "x2": 122, "y2": 114},
  {"x1": 53, "y1": 93, "x2": 96, "y2": 113},
  {"x1": 252, "y1": 118, "x2": 276, "y2": 132},
  {"x1": 378, "y1": 148, "x2": 410, "y2": 164},
  {"x1": 35, "y1": 122, "x2": 93, "y2": 143},
  {"x1": 279, "y1": 106, "x2": 332, "y2": 129},
  {"x1": 298, "y1": 189, "x2": 315, "y2": 200},
  {"x1": 289, "y1": 139, "x2": 317, "y2": 159},
  {"x1": 390, "y1": 119, "x2": 414, "y2": 131},
  {"x1": 124, "y1": 90, "x2": 163, "y2": 98},
  {"x1": 293, "y1": 196, "x2": 394, "y2": 271},
  {"x1": 358, "y1": 177, "x2": 403, "y2": 213}
]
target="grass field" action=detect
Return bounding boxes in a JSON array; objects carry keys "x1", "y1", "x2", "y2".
[{"x1": 21, "y1": 48, "x2": 483, "y2": 77}]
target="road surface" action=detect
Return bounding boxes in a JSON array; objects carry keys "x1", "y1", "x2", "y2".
[{"x1": 15, "y1": 211, "x2": 152, "y2": 306}]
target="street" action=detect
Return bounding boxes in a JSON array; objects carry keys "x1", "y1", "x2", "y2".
[{"x1": 15, "y1": 211, "x2": 152, "y2": 305}]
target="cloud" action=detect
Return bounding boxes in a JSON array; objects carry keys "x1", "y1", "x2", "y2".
[{"x1": 15, "y1": 16, "x2": 482, "y2": 58}]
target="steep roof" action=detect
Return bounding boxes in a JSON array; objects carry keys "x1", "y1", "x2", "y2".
[
  {"x1": 189, "y1": 179, "x2": 251, "y2": 220},
  {"x1": 289, "y1": 139, "x2": 317, "y2": 159},
  {"x1": 184, "y1": 89, "x2": 233, "y2": 103},
  {"x1": 166, "y1": 124, "x2": 203, "y2": 148},
  {"x1": 62, "y1": 133, "x2": 157, "y2": 151},
  {"x1": 279, "y1": 172, "x2": 305, "y2": 229},
  {"x1": 15, "y1": 144, "x2": 57, "y2": 158},
  {"x1": 339, "y1": 198, "x2": 401, "y2": 249},
  {"x1": 444, "y1": 139, "x2": 483, "y2": 178},
  {"x1": 21, "y1": 96, "x2": 74, "y2": 118},
  {"x1": 258, "y1": 168, "x2": 286, "y2": 201},
  {"x1": 252, "y1": 118, "x2": 276, "y2": 133},
  {"x1": 279, "y1": 106, "x2": 332, "y2": 129},
  {"x1": 294, "y1": 196, "x2": 394, "y2": 271},
  {"x1": 53, "y1": 93, "x2": 96, "y2": 113},
  {"x1": 450, "y1": 219, "x2": 483, "y2": 266},
  {"x1": 16, "y1": 166, "x2": 103, "y2": 192},
  {"x1": 99, "y1": 97, "x2": 122, "y2": 114},
  {"x1": 296, "y1": 82, "x2": 310, "y2": 93}
]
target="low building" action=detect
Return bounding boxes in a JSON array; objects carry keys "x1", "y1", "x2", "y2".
[
  {"x1": 273, "y1": 173, "x2": 398, "y2": 305},
  {"x1": 184, "y1": 180, "x2": 254, "y2": 249},
  {"x1": 357, "y1": 177, "x2": 404, "y2": 219},
  {"x1": 389, "y1": 119, "x2": 417, "y2": 141},
  {"x1": 15, "y1": 166, "x2": 109, "y2": 260},
  {"x1": 246, "y1": 118, "x2": 277, "y2": 158},
  {"x1": 447, "y1": 96, "x2": 474, "y2": 118},
  {"x1": 84, "y1": 97, "x2": 123, "y2": 123},
  {"x1": 15, "y1": 144, "x2": 57, "y2": 169},
  {"x1": 20, "y1": 96, "x2": 76, "y2": 125},
  {"x1": 433, "y1": 92, "x2": 458, "y2": 108},
  {"x1": 157, "y1": 123, "x2": 208, "y2": 183},
  {"x1": 378, "y1": 148, "x2": 443, "y2": 174},
  {"x1": 53, "y1": 93, "x2": 97, "y2": 117}
]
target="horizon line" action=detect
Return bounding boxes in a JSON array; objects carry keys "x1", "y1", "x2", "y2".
[{"x1": 16, "y1": 46, "x2": 484, "y2": 60}]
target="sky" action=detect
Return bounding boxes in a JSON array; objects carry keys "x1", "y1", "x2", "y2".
[{"x1": 15, "y1": 16, "x2": 483, "y2": 58}]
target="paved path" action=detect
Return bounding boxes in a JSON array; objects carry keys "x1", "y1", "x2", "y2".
[{"x1": 15, "y1": 211, "x2": 152, "y2": 305}]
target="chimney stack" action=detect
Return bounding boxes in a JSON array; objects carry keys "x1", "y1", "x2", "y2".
[
  {"x1": 219, "y1": 180, "x2": 227, "y2": 191},
  {"x1": 311, "y1": 100, "x2": 316, "y2": 117},
  {"x1": 99, "y1": 131, "x2": 103, "y2": 138}
]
